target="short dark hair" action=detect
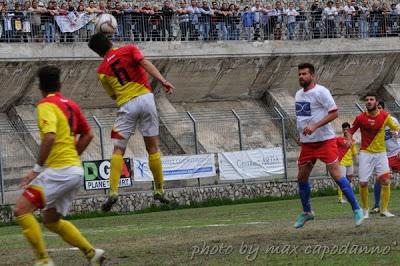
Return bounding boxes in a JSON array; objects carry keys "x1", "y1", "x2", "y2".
[
  {"x1": 364, "y1": 92, "x2": 378, "y2": 101},
  {"x1": 88, "y1": 33, "x2": 112, "y2": 57},
  {"x1": 37, "y1": 65, "x2": 61, "y2": 93},
  {"x1": 342, "y1": 122, "x2": 350, "y2": 129},
  {"x1": 378, "y1": 101, "x2": 385, "y2": 109},
  {"x1": 298, "y1": 63, "x2": 315, "y2": 74}
]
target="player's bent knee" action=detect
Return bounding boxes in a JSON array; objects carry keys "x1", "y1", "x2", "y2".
[
  {"x1": 359, "y1": 182, "x2": 369, "y2": 187},
  {"x1": 379, "y1": 173, "x2": 391, "y2": 184},
  {"x1": 13, "y1": 196, "x2": 36, "y2": 217}
]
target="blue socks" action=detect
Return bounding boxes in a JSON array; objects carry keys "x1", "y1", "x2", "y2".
[
  {"x1": 374, "y1": 182, "x2": 381, "y2": 209},
  {"x1": 298, "y1": 181, "x2": 311, "y2": 213},
  {"x1": 337, "y1": 177, "x2": 359, "y2": 211}
]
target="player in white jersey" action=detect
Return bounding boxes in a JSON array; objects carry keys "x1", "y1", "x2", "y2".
[
  {"x1": 371, "y1": 101, "x2": 400, "y2": 214},
  {"x1": 293, "y1": 63, "x2": 363, "y2": 229}
]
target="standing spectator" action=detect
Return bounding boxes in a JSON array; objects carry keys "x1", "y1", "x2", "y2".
[
  {"x1": 42, "y1": 1, "x2": 58, "y2": 43},
  {"x1": 213, "y1": 2, "x2": 227, "y2": 40},
  {"x1": 131, "y1": 5, "x2": 142, "y2": 41},
  {"x1": 13, "y1": 3, "x2": 27, "y2": 42},
  {"x1": 251, "y1": 1, "x2": 262, "y2": 40},
  {"x1": 58, "y1": 3, "x2": 75, "y2": 43},
  {"x1": 228, "y1": 3, "x2": 240, "y2": 40},
  {"x1": 261, "y1": 3, "x2": 274, "y2": 40},
  {"x1": 210, "y1": 2, "x2": 220, "y2": 40},
  {"x1": 296, "y1": 2, "x2": 309, "y2": 40},
  {"x1": 161, "y1": 1, "x2": 174, "y2": 41},
  {"x1": 359, "y1": 0, "x2": 370, "y2": 38},
  {"x1": 241, "y1": 6, "x2": 254, "y2": 41},
  {"x1": 219, "y1": 3, "x2": 230, "y2": 40},
  {"x1": 343, "y1": 0, "x2": 356, "y2": 37},
  {"x1": 199, "y1": 1, "x2": 212, "y2": 41},
  {"x1": 76, "y1": 3, "x2": 87, "y2": 41},
  {"x1": 273, "y1": 1, "x2": 284, "y2": 40},
  {"x1": 176, "y1": 1, "x2": 189, "y2": 40},
  {"x1": 286, "y1": 2, "x2": 299, "y2": 40},
  {"x1": 149, "y1": 6, "x2": 163, "y2": 41},
  {"x1": 369, "y1": 3, "x2": 381, "y2": 37},
  {"x1": 186, "y1": 0, "x2": 201, "y2": 41},
  {"x1": 141, "y1": 3, "x2": 154, "y2": 41},
  {"x1": 323, "y1": 1, "x2": 338, "y2": 38},
  {"x1": 2, "y1": 2, "x2": 14, "y2": 42},
  {"x1": 121, "y1": 3, "x2": 133, "y2": 41},
  {"x1": 335, "y1": 0, "x2": 345, "y2": 37},
  {"x1": 22, "y1": 1, "x2": 32, "y2": 41},
  {"x1": 310, "y1": 0, "x2": 323, "y2": 38},
  {"x1": 29, "y1": 0, "x2": 45, "y2": 42},
  {"x1": 86, "y1": 1, "x2": 102, "y2": 40},
  {"x1": 111, "y1": 2, "x2": 124, "y2": 41},
  {"x1": 388, "y1": 3, "x2": 400, "y2": 36}
]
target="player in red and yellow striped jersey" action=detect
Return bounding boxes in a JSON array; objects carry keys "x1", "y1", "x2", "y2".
[
  {"x1": 336, "y1": 122, "x2": 358, "y2": 203},
  {"x1": 13, "y1": 66, "x2": 105, "y2": 266},
  {"x1": 88, "y1": 33, "x2": 175, "y2": 211},
  {"x1": 347, "y1": 92, "x2": 400, "y2": 218}
]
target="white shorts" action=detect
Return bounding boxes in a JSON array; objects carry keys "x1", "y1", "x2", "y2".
[
  {"x1": 28, "y1": 166, "x2": 83, "y2": 216},
  {"x1": 358, "y1": 151, "x2": 390, "y2": 183},
  {"x1": 340, "y1": 165, "x2": 354, "y2": 177},
  {"x1": 112, "y1": 93, "x2": 159, "y2": 148}
]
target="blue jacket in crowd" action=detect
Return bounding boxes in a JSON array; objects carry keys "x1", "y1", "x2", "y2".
[{"x1": 241, "y1": 11, "x2": 254, "y2": 27}]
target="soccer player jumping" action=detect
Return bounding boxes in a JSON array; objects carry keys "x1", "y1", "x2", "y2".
[
  {"x1": 294, "y1": 63, "x2": 363, "y2": 229},
  {"x1": 13, "y1": 66, "x2": 104, "y2": 266},
  {"x1": 88, "y1": 33, "x2": 175, "y2": 212}
]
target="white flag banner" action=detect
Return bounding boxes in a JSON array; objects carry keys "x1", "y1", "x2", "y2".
[
  {"x1": 55, "y1": 12, "x2": 97, "y2": 33},
  {"x1": 218, "y1": 147, "x2": 284, "y2": 180},
  {"x1": 134, "y1": 154, "x2": 216, "y2": 181}
]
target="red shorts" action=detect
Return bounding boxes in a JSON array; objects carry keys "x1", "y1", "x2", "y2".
[
  {"x1": 298, "y1": 138, "x2": 338, "y2": 166},
  {"x1": 388, "y1": 155, "x2": 400, "y2": 172}
]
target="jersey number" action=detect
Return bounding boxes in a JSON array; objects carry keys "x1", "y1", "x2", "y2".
[{"x1": 110, "y1": 59, "x2": 131, "y2": 86}]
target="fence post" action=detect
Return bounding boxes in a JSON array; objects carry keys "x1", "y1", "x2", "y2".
[
  {"x1": 355, "y1": 103, "x2": 364, "y2": 112},
  {"x1": 93, "y1": 116, "x2": 105, "y2": 160},
  {"x1": 0, "y1": 149, "x2": 4, "y2": 205},
  {"x1": 187, "y1": 112, "x2": 198, "y2": 155},
  {"x1": 232, "y1": 109, "x2": 243, "y2": 151},
  {"x1": 274, "y1": 106, "x2": 288, "y2": 180}
]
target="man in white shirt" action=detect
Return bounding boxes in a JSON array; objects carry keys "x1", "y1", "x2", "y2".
[
  {"x1": 285, "y1": 2, "x2": 299, "y2": 40},
  {"x1": 293, "y1": 63, "x2": 363, "y2": 229},
  {"x1": 343, "y1": 0, "x2": 356, "y2": 37},
  {"x1": 323, "y1": 1, "x2": 338, "y2": 38}
]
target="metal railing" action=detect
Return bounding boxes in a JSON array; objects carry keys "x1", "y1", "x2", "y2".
[
  {"x1": 1, "y1": 11, "x2": 399, "y2": 43},
  {"x1": 1, "y1": 102, "x2": 400, "y2": 204}
]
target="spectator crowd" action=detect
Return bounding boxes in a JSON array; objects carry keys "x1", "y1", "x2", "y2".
[{"x1": 1, "y1": 0, "x2": 400, "y2": 42}]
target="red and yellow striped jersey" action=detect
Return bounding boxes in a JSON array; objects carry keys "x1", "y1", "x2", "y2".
[
  {"x1": 349, "y1": 111, "x2": 399, "y2": 153},
  {"x1": 37, "y1": 93, "x2": 90, "y2": 168},
  {"x1": 336, "y1": 137, "x2": 357, "y2": 166},
  {"x1": 97, "y1": 45, "x2": 151, "y2": 107}
]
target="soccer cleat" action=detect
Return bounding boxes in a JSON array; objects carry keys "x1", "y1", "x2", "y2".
[
  {"x1": 338, "y1": 199, "x2": 347, "y2": 204},
  {"x1": 353, "y1": 209, "x2": 365, "y2": 227},
  {"x1": 294, "y1": 212, "x2": 314, "y2": 229},
  {"x1": 363, "y1": 209, "x2": 369, "y2": 219},
  {"x1": 34, "y1": 259, "x2": 54, "y2": 266},
  {"x1": 370, "y1": 207, "x2": 380, "y2": 214},
  {"x1": 88, "y1": 249, "x2": 105, "y2": 266},
  {"x1": 380, "y1": 211, "x2": 396, "y2": 217},
  {"x1": 101, "y1": 194, "x2": 118, "y2": 212},
  {"x1": 153, "y1": 192, "x2": 170, "y2": 204}
]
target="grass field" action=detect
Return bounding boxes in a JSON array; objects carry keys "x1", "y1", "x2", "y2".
[{"x1": 1, "y1": 191, "x2": 400, "y2": 266}]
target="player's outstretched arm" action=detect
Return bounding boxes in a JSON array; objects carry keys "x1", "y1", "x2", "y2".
[
  {"x1": 140, "y1": 59, "x2": 175, "y2": 94},
  {"x1": 303, "y1": 110, "x2": 338, "y2": 135},
  {"x1": 76, "y1": 130, "x2": 94, "y2": 155}
]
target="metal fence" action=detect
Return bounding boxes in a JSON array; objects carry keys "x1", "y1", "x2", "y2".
[
  {"x1": 1, "y1": 11, "x2": 400, "y2": 43},
  {"x1": 1, "y1": 102, "x2": 400, "y2": 204}
]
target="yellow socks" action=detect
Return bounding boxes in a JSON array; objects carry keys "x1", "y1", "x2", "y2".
[
  {"x1": 360, "y1": 185, "x2": 369, "y2": 210},
  {"x1": 149, "y1": 152, "x2": 164, "y2": 194},
  {"x1": 381, "y1": 184, "x2": 391, "y2": 212},
  {"x1": 45, "y1": 219, "x2": 95, "y2": 259},
  {"x1": 338, "y1": 186, "x2": 343, "y2": 202},
  {"x1": 109, "y1": 153, "x2": 123, "y2": 196},
  {"x1": 16, "y1": 213, "x2": 48, "y2": 263}
]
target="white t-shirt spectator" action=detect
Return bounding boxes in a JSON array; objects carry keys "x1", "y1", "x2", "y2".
[
  {"x1": 343, "y1": 5, "x2": 355, "y2": 21},
  {"x1": 323, "y1": 6, "x2": 338, "y2": 20},
  {"x1": 251, "y1": 6, "x2": 263, "y2": 23},
  {"x1": 295, "y1": 84, "x2": 337, "y2": 143},
  {"x1": 286, "y1": 9, "x2": 299, "y2": 23},
  {"x1": 385, "y1": 116, "x2": 400, "y2": 158}
]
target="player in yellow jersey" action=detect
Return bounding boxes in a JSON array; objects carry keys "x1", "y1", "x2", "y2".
[
  {"x1": 13, "y1": 66, "x2": 105, "y2": 266},
  {"x1": 335, "y1": 122, "x2": 358, "y2": 203},
  {"x1": 88, "y1": 33, "x2": 175, "y2": 211}
]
